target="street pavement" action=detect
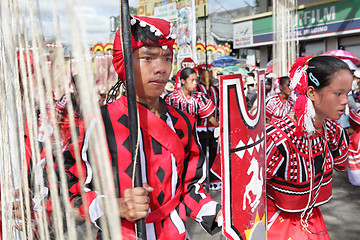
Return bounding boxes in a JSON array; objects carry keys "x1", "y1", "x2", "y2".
[
  {"x1": 187, "y1": 170, "x2": 360, "y2": 240},
  {"x1": 320, "y1": 170, "x2": 360, "y2": 240}
]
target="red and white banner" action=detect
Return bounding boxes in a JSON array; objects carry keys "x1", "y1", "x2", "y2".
[{"x1": 220, "y1": 71, "x2": 267, "y2": 240}]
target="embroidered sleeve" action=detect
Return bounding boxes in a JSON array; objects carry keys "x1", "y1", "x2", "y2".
[
  {"x1": 62, "y1": 120, "x2": 105, "y2": 229},
  {"x1": 265, "y1": 96, "x2": 275, "y2": 120},
  {"x1": 165, "y1": 91, "x2": 181, "y2": 112},
  {"x1": 326, "y1": 120, "x2": 349, "y2": 171},
  {"x1": 197, "y1": 92, "x2": 215, "y2": 119},
  {"x1": 164, "y1": 91, "x2": 172, "y2": 105},
  {"x1": 266, "y1": 123, "x2": 286, "y2": 179}
]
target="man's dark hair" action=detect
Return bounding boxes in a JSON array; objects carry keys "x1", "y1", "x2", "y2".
[
  {"x1": 248, "y1": 72, "x2": 255, "y2": 78},
  {"x1": 279, "y1": 76, "x2": 290, "y2": 86},
  {"x1": 132, "y1": 21, "x2": 163, "y2": 46},
  {"x1": 266, "y1": 78, "x2": 272, "y2": 85}
]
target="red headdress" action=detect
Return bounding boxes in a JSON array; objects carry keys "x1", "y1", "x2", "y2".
[
  {"x1": 197, "y1": 64, "x2": 214, "y2": 74},
  {"x1": 350, "y1": 106, "x2": 360, "y2": 126},
  {"x1": 112, "y1": 15, "x2": 176, "y2": 81},
  {"x1": 289, "y1": 55, "x2": 315, "y2": 137}
]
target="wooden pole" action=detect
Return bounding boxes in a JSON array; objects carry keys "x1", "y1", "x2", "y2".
[
  {"x1": 204, "y1": 5, "x2": 210, "y2": 192},
  {"x1": 119, "y1": 1, "x2": 147, "y2": 239}
]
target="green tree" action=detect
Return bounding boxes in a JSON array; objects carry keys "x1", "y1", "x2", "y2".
[
  {"x1": 115, "y1": 7, "x2": 137, "y2": 29},
  {"x1": 129, "y1": 6, "x2": 137, "y2": 15}
]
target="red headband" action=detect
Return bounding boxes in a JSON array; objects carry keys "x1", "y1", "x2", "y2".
[
  {"x1": 113, "y1": 15, "x2": 176, "y2": 81},
  {"x1": 197, "y1": 64, "x2": 214, "y2": 74}
]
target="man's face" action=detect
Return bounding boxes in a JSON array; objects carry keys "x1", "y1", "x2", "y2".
[
  {"x1": 279, "y1": 79, "x2": 291, "y2": 96},
  {"x1": 200, "y1": 70, "x2": 213, "y2": 83},
  {"x1": 132, "y1": 46, "x2": 173, "y2": 102}
]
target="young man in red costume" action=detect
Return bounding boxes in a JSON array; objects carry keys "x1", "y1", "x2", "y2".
[
  {"x1": 63, "y1": 16, "x2": 222, "y2": 239},
  {"x1": 195, "y1": 64, "x2": 221, "y2": 191}
]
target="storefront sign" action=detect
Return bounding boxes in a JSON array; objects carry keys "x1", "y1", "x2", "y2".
[
  {"x1": 138, "y1": 0, "x2": 207, "y2": 18},
  {"x1": 233, "y1": 21, "x2": 253, "y2": 49},
  {"x1": 154, "y1": 2, "x2": 177, "y2": 21},
  {"x1": 233, "y1": 0, "x2": 360, "y2": 48}
]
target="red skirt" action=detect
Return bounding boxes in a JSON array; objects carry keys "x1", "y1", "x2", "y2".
[{"x1": 267, "y1": 198, "x2": 330, "y2": 240}]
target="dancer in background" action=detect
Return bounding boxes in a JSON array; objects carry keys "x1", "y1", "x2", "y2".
[
  {"x1": 195, "y1": 64, "x2": 221, "y2": 190},
  {"x1": 266, "y1": 76, "x2": 294, "y2": 123},
  {"x1": 166, "y1": 67, "x2": 221, "y2": 191},
  {"x1": 165, "y1": 67, "x2": 219, "y2": 127},
  {"x1": 347, "y1": 106, "x2": 360, "y2": 186},
  {"x1": 266, "y1": 56, "x2": 351, "y2": 240}
]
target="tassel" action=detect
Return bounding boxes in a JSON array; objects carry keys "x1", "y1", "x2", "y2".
[
  {"x1": 304, "y1": 98, "x2": 315, "y2": 136},
  {"x1": 294, "y1": 95, "x2": 307, "y2": 137}
]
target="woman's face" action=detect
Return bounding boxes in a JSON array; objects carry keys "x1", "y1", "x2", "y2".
[
  {"x1": 181, "y1": 73, "x2": 198, "y2": 93},
  {"x1": 313, "y1": 69, "x2": 352, "y2": 121}
]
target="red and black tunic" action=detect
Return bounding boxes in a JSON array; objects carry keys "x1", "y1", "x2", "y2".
[
  {"x1": 195, "y1": 83, "x2": 221, "y2": 190},
  {"x1": 266, "y1": 115, "x2": 348, "y2": 211},
  {"x1": 164, "y1": 89, "x2": 215, "y2": 120},
  {"x1": 348, "y1": 128, "x2": 360, "y2": 185},
  {"x1": 266, "y1": 116, "x2": 348, "y2": 239},
  {"x1": 196, "y1": 83, "x2": 219, "y2": 131},
  {"x1": 64, "y1": 96, "x2": 221, "y2": 239},
  {"x1": 265, "y1": 94, "x2": 294, "y2": 121}
]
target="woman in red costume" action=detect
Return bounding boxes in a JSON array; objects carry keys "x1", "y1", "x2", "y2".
[
  {"x1": 347, "y1": 106, "x2": 360, "y2": 186},
  {"x1": 266, "y1": 76, "x2": 295, "y2": 123},
  {"x1": 266, "y1": 56, "x2": 352, "y2": 239},
  {"x1": 165, "y1": 67, "x2": 221, "y2": 190},
  {"x1": 165, "y1": 67, "x2": 219, "y2": 127}
]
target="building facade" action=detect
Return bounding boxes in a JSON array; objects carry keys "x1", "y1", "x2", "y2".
[{"x1": 231, "y1": 0, "x2": 360, "y2": 69}]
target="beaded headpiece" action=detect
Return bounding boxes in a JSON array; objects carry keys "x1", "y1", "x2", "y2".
[{"x1": 112, "y1": 15, "x2": 176, "y2": 81}]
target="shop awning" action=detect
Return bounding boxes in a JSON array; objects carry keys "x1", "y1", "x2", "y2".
[{"x1": 211, "y1": 19, "x2": 233, "y2": 42}]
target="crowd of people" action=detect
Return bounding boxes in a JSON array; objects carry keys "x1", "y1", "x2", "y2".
[{"x1": 4, "y1": 15, "x2": 360, "y2": 240}]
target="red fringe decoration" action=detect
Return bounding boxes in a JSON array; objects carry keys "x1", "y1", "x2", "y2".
[
  {"x1": 294, "y1": 70, "x2": 308, "y2": 95},
  {"x1": 290, "y1": 55, "x2": 313, "y2": 137},
  {"x1": 289, "y1": 55, "x2": 313, "y2": 79},
  {"x1": 294, "y1": 94, "x2": 308, "y2": 137}
]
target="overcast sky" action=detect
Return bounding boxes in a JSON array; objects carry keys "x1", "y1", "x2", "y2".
[{"x1": 36, "y1": 0, "x2": 255, "y2": 45}]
